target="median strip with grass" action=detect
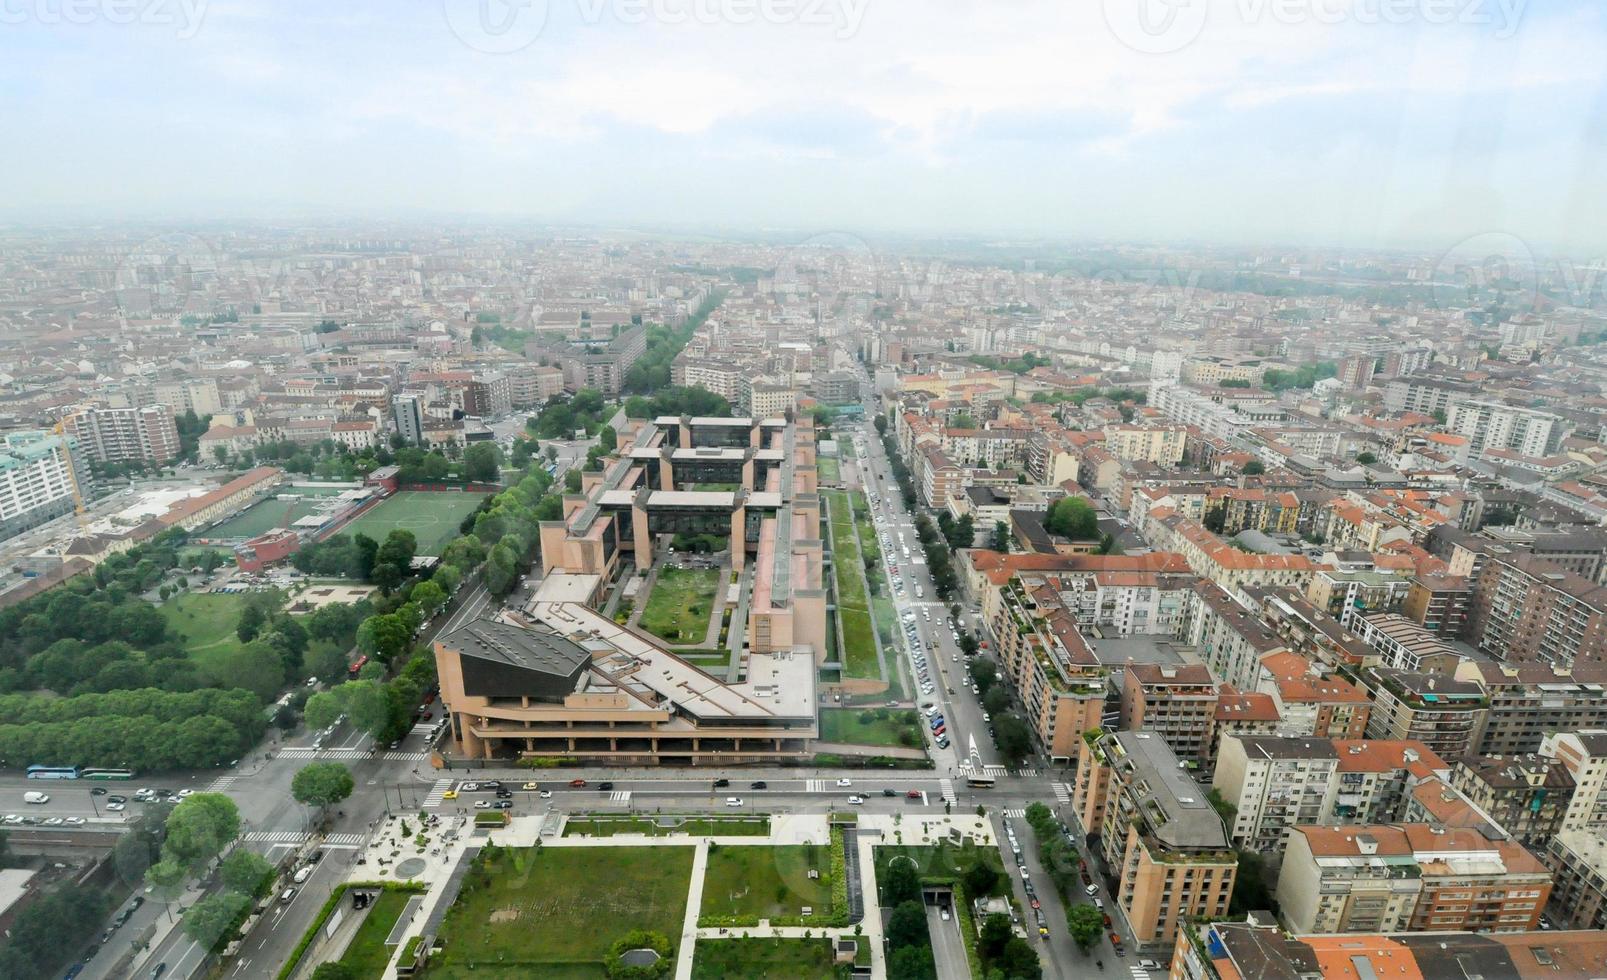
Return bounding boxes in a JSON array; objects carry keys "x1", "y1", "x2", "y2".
[{"x1": 639, "y1": 566, "x2": 720, "y2": 644}]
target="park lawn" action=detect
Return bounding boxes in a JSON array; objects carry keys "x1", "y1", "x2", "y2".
[
  {"x1": 700, "y1": 845, "x2": 834, "y2": 922},
  {"x1": 639, "y1": 567, "x2": 720, "y2": 644},
  {"x1": 336, "y1": 889, "x2": 413, "y2": 978},
  {"x1": 837, "y1": 609, "x2": 878, "y2": 680},
  {"x1": 817, "y1": 457, "x2": 840, "y2": 483},
  {"x1": 158, "y1": 591, "x2": 279, "y2": 676},
  {"x1": 341, "y1": 490, "x2": 490, "y2": 556},
  {"x1": 564, "y1": 816, "x2": 771, "y2": 838},
  {"x1": 691, "y1": 937, "x2": 843, "y2": 980},
  {"x1": 819, "y1": 707, "x2": 920, "y2": 748},
  {"x1": 427, "y1": 846, "x2": 694, "y2": 977}
]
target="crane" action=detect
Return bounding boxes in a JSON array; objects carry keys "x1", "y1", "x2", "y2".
[{"x1": 51, "y1": 413, "x2": 90, "y2": 525}]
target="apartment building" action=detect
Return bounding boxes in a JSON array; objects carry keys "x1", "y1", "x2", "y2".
[
  {"x1": 1399, "y1": 572, "x2": 1473, "y2": 638},
  {"x1": 1147, "y1": 512, "x2": 1316, "y2": 598},
  {"x1": 1446, "y1": 399, "x2": 1568, "y2": 457},
  {"x1": 0, "y1": 431, "x2": 88, "y2": 542},
  {"x1": 1213, "y1": 734, "x2": 1338, "y2": 855},
  {"x1": 1448, "y1": 755, "x2": 1574, "y2": 848},
  {"x1": 1177, "y1": 580, "x2": 1290, "y2": 692},
  {"x1": 1255, "y1": 651, "x2": 1373, "y2": 740},
  {"x1": 990, "y1": 573, "x2": 1108, "y2": 761},
  {"x1": 65, "y1": 404, "x2": 181, "y2": 465},
  {"x1": 1077, "y1": 731, "x2": 1237, "y2": 947},
  {"x1": 1277, "y1": 824, "x2": 1550, "y2": 935},
  {"x1": 1120, "y1": 663, "x2": 1219, "y2": 766},
  {"x1": 1539, "y1": 729, "x2": 1607, "y2": 832},
  {"x1": 1182, "y1": 356, "x2": 1274, "y2": 386},
  {"x1": 392, "y1": 393, "x2": 425, "y2": 446},
  {"x1": 1102, "y1": 423, "x2": 1187, "y2": 466},
  {"x1": 917, "y1": 446, "x2": 963, "y2": 508},
  {"x1": 1345, "y1": 612, "x2": 1464, "y2": 673},
  {"x1": 1362, "y1": 667, "x2": 1486, "y2": 760},
  {"x1": 506, "y1": 362, "x2": 566, "y2": 409},
  {"x1": 1329, "y1": 740, "x2": 1451, "y2": 824},
  {"x1": 1544, "y1": 830, "x2": 1607, "y2": 932},
  {"x1": 1382, "y1": 375, "x2": 1475, "y2": 416},
  {"x1": 1455, "y1": 661, "x2": 1607, "y2": 756},
  {"x1": 1201, "y1": 487, "x2": 1300, "y2": 536},
  {"x1": 1467, "y1": 554, "x2": 1607, "y2": 670}
]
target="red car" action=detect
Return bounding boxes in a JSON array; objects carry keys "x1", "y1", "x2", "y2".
[
  {"x1": 569, "y1": 778, "x2": 587, "y2": 787},
  {"x1": 906, "y1": 789, "x2": 922, "y2": 799},
  {"x1": 1029, "y1": 897, "x2": 1040, "y2": 910},
  {"x1": 1103, "y1": 913, "x2": 1112, "y2": 928}
]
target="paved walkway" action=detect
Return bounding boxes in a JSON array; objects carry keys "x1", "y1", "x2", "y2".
[{"x1": 673, "y1": 840, "x2": 711, "y2": 980}]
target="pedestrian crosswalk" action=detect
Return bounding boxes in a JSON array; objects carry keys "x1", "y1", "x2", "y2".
[
  {"x1": 422, "y1": 779, "x2": 453, "y2": 808},
  {"x1": 278, "y1": 746, "x2": 370, "y2": 760},
  {"x1": 383, "y1": 751, "x2": 428, "y2": 762},
  {"x1": 806, "y1": 779, "x2": 829, "y2": 793},
  {"x1": 939, "y1": 778, "x2": 956, "y2": 804},
  {"x1": 408, "y1": 723, "x2": 433, "y2": 736},
  {"x1": 205, "y1": 775, "x2": 238, "y2": 793},
  {"x1": 1131, "y1": 967, "x2": 1153, "y2": 980},
  {"x1": 1052, "y1": 782, "x2": 1071, "y2": 805},
  {"x1": 245, "y1": 830, "x2": 309, "y2": 844},
  {"x1": 325, "y1": 832, "x2": 364, "y2": 846},
  {"x1": 1004, "y1": 808, "x2": 1026, "y2": 819},
  {"x1": 278, "y1": 746, "x2": 317, "y2": 757},
  {"x1": 1014, "y1": 767, "x2": 1041, "y2": 778},
  {"x1": 608, "y1": 791, "x2": 632, "y2": 804},
  {"x1": 983, "y1": 764, "x2": 1009, "y2": 776}
]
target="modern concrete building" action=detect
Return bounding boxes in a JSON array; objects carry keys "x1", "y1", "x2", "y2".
[
  {"x1": 1447, "y1": 754, "x2": 1574, "y2": 848},
  {"x1": 1445, "y1": 399, "x2": 1568, "y2": 458},
  {"x1": 989, "y1": 572, "x2": 1107, "y2": 762},
  {"x1": 1177, "y1": 580, "x2": 1290, "y2": 692},
  {"x1": 1540, "y1": 729, "x2": 1607, "y2": 833},
  {"x1": 1076, "y1": 730, "x2": 1237, "y2": 948},
  {"x1": 392, "y1": 393, "x2": 425, "y2": 446},
  {"x1": 1454, "y1": 661, "x2": 1607, "y2": 756},
  {"x1": 433, "y1": 577, "x2": 819, "y2": 765}
]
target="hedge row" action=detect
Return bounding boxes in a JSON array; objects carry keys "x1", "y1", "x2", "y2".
[{"x1": 275, "y1": 880, "x2": 427, "y2": 980}]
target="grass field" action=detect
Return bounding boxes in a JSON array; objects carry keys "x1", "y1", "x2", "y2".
[
  {"x1": 823, "y1": 490, "x2": 880, "y2": 681},
  {"x1": 692, "y1": 938, "x2": 845, "y2": 979},
  {"x1": 817, "y1": 457, "x2": 840, "y2": 483},
  {"x1": 639, "y1": 567, "x2": 720, "y2": 644},
  {"x1": 341, "y1": 490, "x2": 489, "y2": 555},
  {"x1": 700, "y1": 845, "x2": 834, "y2": 922},
  {"x1": 872, "y1": 842, "x2": 1010, "y2": 902},
  {"x1": 426, "y1": 846, "x2": 694, "y2": 978},
  {"x1": 158, "y1": 591, "x2": 272, "y2": 676},
  {"x1": 336, "y1": 890, "x2": 412, "y2": 978},
  {"x1": 563, "y1": 816, "x2": 770, "y2": 838},
  {"x1": 204, "y1": 495, "x2": 336, "y2": 539},
  {"x1": 819, "y1": 707, "x2": 921, "y2": 748}
]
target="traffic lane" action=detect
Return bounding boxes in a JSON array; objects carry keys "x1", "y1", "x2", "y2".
[
  {"x1": 230, "y1": 851, "x2": 342, "y2": 978},
  {"x1": 926, "y1": 901, "x2": 970, "y2": 980}
]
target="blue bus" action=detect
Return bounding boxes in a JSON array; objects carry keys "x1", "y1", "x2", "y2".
[{"x1": 26, "y1": 765, "x2": 79, "y2": 779}]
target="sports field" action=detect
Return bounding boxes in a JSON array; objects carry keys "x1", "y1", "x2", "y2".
[
  {"x1": 204, "y1": 495, "x2": 339, "y2": 540},
  {"x1": 339, "y1": 491, "x2": 489, "y2": 555}
]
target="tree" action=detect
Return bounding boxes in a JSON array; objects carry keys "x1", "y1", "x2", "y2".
[
  {"x1": 979, "y1": 912, "x2": 1013, "y2": 961},
  {"x1": 220, "y1": 848, "x2": 273, "y2": 897},
  {"x1": 377, "y1": 529, "x2": 418, "y2": 573},
  {"x1": 236, "y1": 603, "x2": 266, "y2": 643},
  {"x1": 983, "y1": 685, "x2": 1010, "y2": 716},
  {"x1": 464, "y1": 442, "x2": 502, "y2": 483},
  {"x1": 968, "y1": 657, "x2": 997, "y2": 696},
  {"x1": 1230, "y1": 849, "x2": 1273, "y2": 915},
  {"x1": 883, "y1": 857, "x2": 922, "y2": 906},
  {"x1": 962, "y1": 860, "x2": 999, "y2": 899},
  {"x1": 291, "y1": 762, "x2": 355, "y2": 813},
  {"x1": 1241, "y1": 460, "x2": 1266, "y2": 476},
  {"x1": 989, "y1": 520, "x2": 1010, "y2": 552},
  {"x1": 887, "y1": 944, "x2": 936, "y2": 980},
  {"x1": 1044, "y1": 496, "x2": 1098, "y2": 540},
  {"x1": 994, "y1": 713, "x2": 1033, "y2": 765},
  {"x1": 1355, "y1": 451, "x2": 1377, "y2": 465},
  {"x1": 1066, "y1": 901, "x2": 1104, "y2": 951},
  {"x1": 304, "y1": 689, "x2": 346, "y2": 731},
  {"x1": 996, "y1": 938, "x2": 1042, "y2": 979},
  {"x1": 181, "y1": 891, "x2": 250, "y2": 946},
  {"x1": 886, "y1": 900, "x2": 929, "y2": 949},
  {"x1": 1024, "y1": 801, "x2": 1054, "y2": 833},
  {"x1": 410, "y1": 580, "x2": 447, "y2": 618},
  {"x1": 205, "y1": 639, "x2": 287, "y2": 701},
  {"x1": 160, "y1": 793, "x2": 240, "y2": 874},
  {"x1": 597, "y1": 424, "x2": 617, "y2": 454}
]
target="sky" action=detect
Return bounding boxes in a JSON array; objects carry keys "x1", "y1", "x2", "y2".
[{"x1": 3, "y1": 0, "x2": 1607, "y2": 252}]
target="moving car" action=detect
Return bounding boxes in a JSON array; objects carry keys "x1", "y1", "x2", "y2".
[
  {"x1": 724, "y1": 797, "x2": 744, "y2": 807},
  {"x1": 750, "y1": 780, "x2": 768, "y2": 789},
  {"x1": 836, "y1": 778, "x2": 853, "y2": 787},
  {"x1": 1085, "y1": 883, "x2": 1099, "y2": 895},
  {"x1": 846, "y1": 795, "x2": 865, "y2": 805},
  {"x1": 569, "y1": 779, "x2": 587, "y2": 787}
]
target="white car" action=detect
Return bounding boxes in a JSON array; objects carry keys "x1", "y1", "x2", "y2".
[
  {"x1": 43, "y1": 816, "x2": 64, "y2": 826},
  {"x1": 473, "y1": 800, "x2": 491, "y2": 810},
  {"x1": 724, "y1": 797, "x2": 744, "y2": 807},
  {"x1": 106, "y1": 801, "x2": 126, "y2": 812},
  {"x1": 836, "y1": 778, "x2": 853, "y2": 787},
  {"x1": 64, "y1": 816, "x2": 87, "y2": 826},
  {"x1": 847, "y1": 795, "x2": 865, "y2": 805},
  {"x1": 539, "y1": 790, "x2": 553, "y2": 799}
]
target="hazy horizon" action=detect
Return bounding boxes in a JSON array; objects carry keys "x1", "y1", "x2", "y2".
[{"x1": 4, "y1": 0, "x2": 1606, "y2": 253}]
